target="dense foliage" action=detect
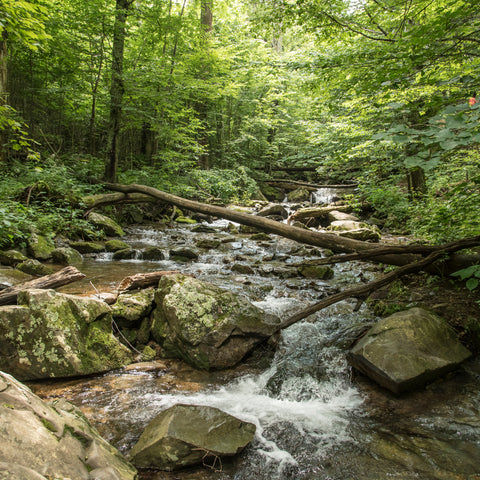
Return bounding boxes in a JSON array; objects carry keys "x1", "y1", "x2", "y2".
[{"x1": 1, "y1": 0, "x2": 479, "y2": 250}]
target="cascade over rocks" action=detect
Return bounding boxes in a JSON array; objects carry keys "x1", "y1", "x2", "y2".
[
  {"x1": 0, "y1": 289, "x2": 132, "y2": 380},
  {"x1": 128, "y1": 404, "x2": 256, "y2": 470},
  {"x1": 348, "y1": 307, "x2": 472, "y2": 394},
  {"x1": 150, "y1": 273, "x2": 281, "y2": 370},
  {"x1": 0, "y1": 371, "x2": 137, "y2": 480}
]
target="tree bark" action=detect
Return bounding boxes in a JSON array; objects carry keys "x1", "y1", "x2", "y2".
[
  {"x1": 0, "y1": 267, "x2": 86, "y2": 306},
  {"x1": 266, "y1": 179, "x2": 357, "y2": 191},
  {"x1": 0, "y1": 30, "x2": 8, "y2": 162},
  {"x1": 105, "y1": 0, "x2": 132, "y2": 182},
  {"x1": 117, "y1": 270, "x2": 191, "y2": 292},
  {"x1": 82, "y1": 192, "x2": 162, "y2": 210}
]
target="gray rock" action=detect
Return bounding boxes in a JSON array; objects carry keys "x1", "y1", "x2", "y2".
[
  {"x1": 328, "y1": 220, "x2": 381, "y2": 242},
  {"x1": 298, "y1": 263, "x2": 334, "y2": 279},
  {"x1": 0, "y1": 371, "x2": 137, "y2": 480},
  {"x1": 348, "y1": 308, "x2": 472, "y2": 394},
  {"x1": 327, "y1": 210, "x2": 358, "y2": 222},
  {"x1": 129, "y1": 404, "x2": 256, "y2": 470},
  {"x1": 150, "y1": 274, "x2": 280, "y2": 370},
  {"x1": 88, "y1": 212, "x2": 125, "y2": 237},
  {"x1": 0, "y1": 289, "x2": 132, "y2": 380}
]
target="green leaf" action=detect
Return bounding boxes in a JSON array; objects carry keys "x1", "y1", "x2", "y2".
[{"x1": 466, "y1": 278, "x2": 479, "y2": 291}]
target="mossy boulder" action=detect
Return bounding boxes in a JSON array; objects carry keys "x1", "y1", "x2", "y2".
[
  {"x1": 88, "y1": 212, "x2": 125, "y2": 237},
  {"x1": 348, "y1": 307, "x2": 472, "y2": 394},
  {"x1": 196, "y1": 238, "x2": 221, "y2": 250},
  {"x1": 328, "y1": 220, "x2": 381, "y2": 242},
  {"x1": 0, "y1": 289, "x2": 133, "y2": 380},
  {"x1": 150, "y1": 274, "x2": 280, "y2": 370},
  {"x1": 129, "y1": 404, "x2": 256, "y2": 471},
  {"x1": 27, "y1": 233, "x2": 55, "y2": 260},
  {"x1": 112, "y1": 288, "x2": 155, "y2": 323},
  {"x1": 174, "y1": 216, "x2": 197, "y2": 224},
  {"x1": 0, "y1": 371, "x2": 137, "y2": 480},
  {"x1": 0, "y1": 249, "x2": 28, "y2": 266},
  {"x1": 51, "y1": 247, "x2": 83, "y2": 265},
  {"x1": 286, "y1": 187, "x2": 311, "y2": 203},
  {"x1": 105, "y1": 239, "x2": 130, "y2": 252},
  {"x1": 113, "y1": 248, "x2": 137, "y2": 260},
  {"x1": 69, "y1": 241, "x2": 105, "y2": 254},
  {"x1": 16, "y1": 259, "x2": 54, "y2": 276},
  {"x1": 169, "y1": 248, "x2": 199, "y2": 261},
  {"x1": 141, "y1": 246, "x2": 165, "y2": 261},
  {"x1": 297, "y1": 264, "x2": 334, "y2": 280}
]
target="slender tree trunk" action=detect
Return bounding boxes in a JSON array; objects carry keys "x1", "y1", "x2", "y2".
[
  {"x1": 197, "y1": 1, "x2": 213, "y2": 170},
  {"x1": 0, "y1": 31, "x2": 8, "y2": 162},
  {"x1": 105, "y1": 0, "x2": 131, "y2": 182}
]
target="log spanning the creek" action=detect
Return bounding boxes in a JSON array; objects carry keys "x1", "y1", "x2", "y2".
[
  {"x1": 0, "y1": 266, "x2": 86, "y2": 305},
  {"x1": 98, "y1": 182, "x2": 480, "y2": 272}
]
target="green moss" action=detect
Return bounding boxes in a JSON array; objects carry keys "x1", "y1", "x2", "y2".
[{"x1": 41, "y1": 417, "x2": 57, "y2": 433}]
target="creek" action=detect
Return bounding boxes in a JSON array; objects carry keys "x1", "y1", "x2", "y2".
[{"x1": 29, "y1": 189, "x2": 480, "y2": 480}]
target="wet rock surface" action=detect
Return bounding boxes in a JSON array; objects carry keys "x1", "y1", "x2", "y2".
[
  {"x1": 0, "y1": 371, "x2": 137, "y2": 480},
  {"x1": 129, "y1": 404, "x2": 256, "y2": 470},
  {"x1": 348, "y1": 307, "x2": 472, "y2": 394}
]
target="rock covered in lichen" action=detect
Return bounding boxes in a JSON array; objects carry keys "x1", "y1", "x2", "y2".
[
  {"x1": 150, "y1": 274, "x2": 280, "y2": 370},
  {"x1": 0, "y1": 289, "x2": 133, "y2": 380},
  {"x1": 88, "y1": 212, "x2": 125, "y2": 237},
  {"x1": 112, "y1": 288, "x2": 155, "y2": 323},
  {"x1": 0, "y1": 371, "x2": 137, "y2": 480}
]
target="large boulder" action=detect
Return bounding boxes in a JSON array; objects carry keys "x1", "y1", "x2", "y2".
[
  {"x1": 0, "y1": 371, "x2": 137, "y2": 480},
  {"x1": 286, "y1": 187, "x2": 311, "y2": 203},
  {"x1": 151, "y1": 274, "x2": 280, "y2": 369},
  {"x1": 348, "y1": 308, "x2": 472, "y2": 394},
  {"x1": 0, "y1": 249, "x2": 28, "y2": 266},
  {"x1": 88, "y1": 212, "x2": 125, "y2": 237},
  {"x1": 129, "y1": 404, "x2": 256, "y2": 470},
  {"x1": 0, "y1": 289, "x2": 133, "y2": 380},
  {"x1": 256, "y1": 203, "x2": 288, "y2": 219},
  {"x1": 51, "y1": 246, "x2": 83, "y2": 265}
]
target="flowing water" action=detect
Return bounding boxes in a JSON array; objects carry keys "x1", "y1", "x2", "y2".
[{"x1": 29, "y1": 189, "x2": 480, "y2": 480}]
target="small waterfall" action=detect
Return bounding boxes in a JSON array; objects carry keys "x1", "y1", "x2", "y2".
[{"x1": 311, "y1": 187, "x2": 340, "y2": 205}]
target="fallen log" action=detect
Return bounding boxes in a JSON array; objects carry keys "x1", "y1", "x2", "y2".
[
  {"x1": 275, "y1": 237, "x2": 477, "y2": 332},
  {"x1": 266, "y1": 179, "x2": 357, "y2": 190},
  {"x1": 82, "y1": 192, "x2": 162, "y2": 210},
  {"x1": 99, "y1": 182, "x2": 480, "y2": 273},
  {"x1": 0, "y1": 266, "x2": 86, "y2": 306},
  {"x1": 117, "y1": 270, "x2": 191, "y2": 292}
]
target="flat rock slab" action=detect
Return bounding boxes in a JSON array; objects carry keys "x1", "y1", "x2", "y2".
[
  {"x1": 348, "y1": 307, "x2": 471, "y2": 394},
  {"x1": 129, "y1": 404, "x2": 256, "y2": 470}
]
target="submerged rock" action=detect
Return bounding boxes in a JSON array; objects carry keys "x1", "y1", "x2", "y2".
[
  {"x1": 0, "y1": 371, "x2": 137, "y2": 480},
  {"x1": 88, "y1": 212, "x2": 125, "y2": 237},
  {"x1": 150, "y1": 274, "x2": 280, "y2": 369},
  {"x1": 129, "y1": 404, "x2": 256, "y2": 470},
  {"x1": 0, "y1": 289, "x2": 133, "y2": 380},
  {"x1": 348, "y1": 307, "x2": 472, "y2": 394}
]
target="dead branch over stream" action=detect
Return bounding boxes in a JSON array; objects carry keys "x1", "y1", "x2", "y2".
[{"x1": 97, "y1": 183, "x2": 480, "y2": 273}]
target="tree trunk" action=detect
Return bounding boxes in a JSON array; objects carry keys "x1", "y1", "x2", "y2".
[
  {"x1": 104, "y1": 0, "x2": 131, "y2": 182},
  {"x1": 0, "y1": 30, "x2": 8, "y2": 162},
  {"x1": 407, "y1": 166, "x2": 427, "y2": 198},
  {"x1": 0, "y1": 267, "x2": 86, "y2": 306}
]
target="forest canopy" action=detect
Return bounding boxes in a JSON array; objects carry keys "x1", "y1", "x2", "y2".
[{"x1": 0, "y1": 0, "x2": 479, "y2": 248}]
